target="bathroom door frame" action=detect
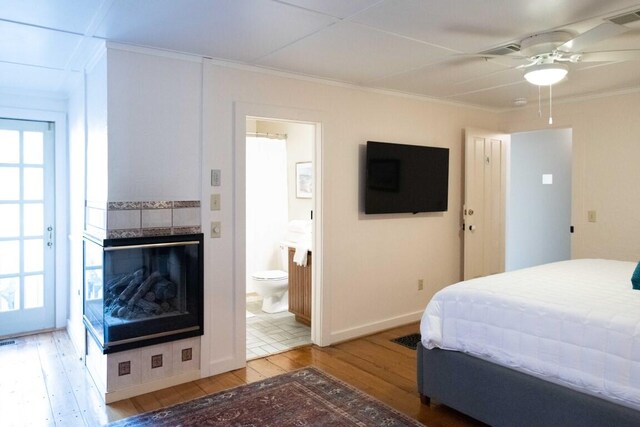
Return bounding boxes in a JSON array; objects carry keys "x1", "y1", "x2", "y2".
[{"x1": 233, "y1": 102, "x2": 327, "y2": 364}]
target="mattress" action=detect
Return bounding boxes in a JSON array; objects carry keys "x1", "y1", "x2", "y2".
[{"x1": 420, "y1": 259, "x2": 640, "y2": 410}]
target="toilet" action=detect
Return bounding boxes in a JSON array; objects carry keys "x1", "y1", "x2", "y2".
[{"x1": 251, "y1": 244, "x2": 290, "y2": 313}]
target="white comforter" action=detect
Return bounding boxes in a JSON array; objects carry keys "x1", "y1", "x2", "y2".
[{"x1": 420, "y1": 259, "x2": 640, "y2": 410}]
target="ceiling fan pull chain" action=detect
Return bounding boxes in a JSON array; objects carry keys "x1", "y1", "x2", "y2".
[
  {"x1": 548, "y1": 84, "x2": 553, "y2": 125},
  {"x1": 538, "y1": 86, "x2": 542, "y2": 118}
]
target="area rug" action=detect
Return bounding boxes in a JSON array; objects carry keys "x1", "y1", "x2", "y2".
[
  {"x1": 391, "y1": 333, "x2": 422, "y2": 350},
  {"x1": 106, "y1": 367, "x2": 423, "y2": 426}
]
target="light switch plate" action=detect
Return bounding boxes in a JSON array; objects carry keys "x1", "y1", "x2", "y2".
[
  {"x1": 210, "y1": 194, "x2": 220, "y2": 211},
  {"x1": 211, "y1": 221, "x2": 221, "y2": 238},
  {"x1": 211, "y1": 169, "x2": 221, "y2": 187}
]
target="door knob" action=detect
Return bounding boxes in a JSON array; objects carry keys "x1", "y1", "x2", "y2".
[{"x1": 469, "y1": 225, "x2": 476, "y2": 231}]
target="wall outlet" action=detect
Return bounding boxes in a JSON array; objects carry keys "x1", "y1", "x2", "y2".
[
  {"x1": 210, "y1": 193, "x2": 220, "y2": 211},
  {"x1": 588, "y1": 210, "x2": 597, "y2": 223},
  {"x1": 418, "y1": 279, "x2": 424, "y2": 291},
  {"x1": 211, "y1": 221, "x2": 221, "y2": 238}
]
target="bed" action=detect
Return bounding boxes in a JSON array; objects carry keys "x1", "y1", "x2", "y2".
[{"x1": 417, "y1": 259, "x2": 640, "y2": 426}]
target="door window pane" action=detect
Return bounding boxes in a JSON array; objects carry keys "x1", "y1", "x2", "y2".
[
  {"x1": 24, "y1": 275, "x2": 44, "y2": 309},
  {"x1": 0, "y1": 130, "x2": 19, "y2": 163},
  {"x1": 23, "y1": 203, "x2": 44, "y2": 236},
  {"x1": 0, "y1": 167, "x2": 19, "y2": 200},
  {"x1": 0, "y1": 204, "x2": 20, "y2": 237},
  {"x1": 23, "y1": 132, "x2": 43, "y2": 165},
  {"x1": 0, "y1": 241, "x2": 20, "y2": 275},
  {"x1": 0, "y1": 277, "x2": 19, "y2": 312},
  {"x1": 23, "y1": 239, "x2": 43, "y2": 273},
  {"x1": 23, "y1": 167, "x2": 43, "y2": 200}
]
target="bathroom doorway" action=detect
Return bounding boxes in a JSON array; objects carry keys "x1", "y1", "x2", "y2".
[{"x1": 245, "y1": 117, "x2": 315, "y2": 360}]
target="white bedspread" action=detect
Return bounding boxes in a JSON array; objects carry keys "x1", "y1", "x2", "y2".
[{"x1": 420, "y1": 259, "x2": 640, "y2": 410}]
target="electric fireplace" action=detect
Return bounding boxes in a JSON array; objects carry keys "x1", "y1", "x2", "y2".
[{"x1": 83, "y1": 233, "x2": 203, "y2": 354}]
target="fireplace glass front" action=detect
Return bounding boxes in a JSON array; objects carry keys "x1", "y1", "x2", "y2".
[{"x1": 83, "y1": 233, "x2": 203, "y2": 353}]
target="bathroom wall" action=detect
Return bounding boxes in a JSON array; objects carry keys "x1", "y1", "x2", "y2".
[
  {"x1": 245, "y1": 129, "x2": 288, "y2": 293},
  {"x1": 254, "y1": 120, "x2": 314, "y2": 221},
  {"x1": 245, "y1": 119, "x2": 314, "y2": 294}
]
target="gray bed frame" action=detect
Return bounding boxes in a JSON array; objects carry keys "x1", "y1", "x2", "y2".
[{"x1": 417, "y1": 344, "x2": 640, "y2": 427}]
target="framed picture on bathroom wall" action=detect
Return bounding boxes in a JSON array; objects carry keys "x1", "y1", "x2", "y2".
[{"x1": 296, "y1": 162, "x2": 312, "y2": 199}]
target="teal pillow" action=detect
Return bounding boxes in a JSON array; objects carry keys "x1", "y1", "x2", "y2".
[{"x1": 633, "y1": 262, "x2": 640, "y2": 290}]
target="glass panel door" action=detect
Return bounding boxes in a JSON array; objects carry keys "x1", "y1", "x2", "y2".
[{"x1": 0, "y1": 118, "x2": 55, "y2": 337}]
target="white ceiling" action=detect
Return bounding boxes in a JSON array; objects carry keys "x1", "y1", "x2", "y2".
[{"x1": 1, "y1": 0, "x2": 639, "y2": 109}]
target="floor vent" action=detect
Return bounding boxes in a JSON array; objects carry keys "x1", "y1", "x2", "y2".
[
  {"x1": 391, "y1": 333, "x2": 421, "y2": 350},
  {"x1": 0, "y1": 339, "x2": 16, "y2": 347},
  {"x1": 610, "y1": 9, "x2": 640, "y2": 25}
]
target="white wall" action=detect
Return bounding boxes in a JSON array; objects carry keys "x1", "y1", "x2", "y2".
[
  {"x1": 245, "y1": 135, "x2": 288, "y2": 293},
  {"x1": 202, "y1": 59, "x2": 501, "y2": 374},
  {"x1": 506, "y1": 129, "x2": 572, "y2": 271},
  {"x1": 501, "y1": 92, "x2": 640, "y2": 262},
  {"x1": 85, "y1": 51, "x2": 109, "y2": 203},
  {"x1": 66, "y1": 75, "x2": 87, "y2": 354},
  {"x1": 106, "y1": 47, "x2": 202, "y2": 201},
  {"x1": 253, "y1": 120, "x2": 314, "y2": 221}
]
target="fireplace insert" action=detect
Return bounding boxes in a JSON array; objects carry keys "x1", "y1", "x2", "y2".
[{"x1": 83, "y1": 233, "x2": 203, "y2": 353}]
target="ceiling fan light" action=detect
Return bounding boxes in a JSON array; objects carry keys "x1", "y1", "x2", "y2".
[{"x1": 524, "y1": 63, "x2": 568, "y2": 86}]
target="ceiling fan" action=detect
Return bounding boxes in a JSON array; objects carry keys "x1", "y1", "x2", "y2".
[{"x1": 474, "y1": 19, "x2": 640, "y2": 86}]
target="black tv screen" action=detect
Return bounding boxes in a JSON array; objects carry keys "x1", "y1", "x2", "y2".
[{"x1": 365, "y1": 141, "x2": 449, "y2": 214}]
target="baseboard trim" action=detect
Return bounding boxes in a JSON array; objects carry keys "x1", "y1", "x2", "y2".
[
  {"x1": 105, "y1": 370, "x2": 201, "y2": 404},
  {"x1": 328, "y1": 310, "x2": 423, "y2": 345},
  {"x1": 208, "y1": 356, "x2": 245, "y2": 377}
]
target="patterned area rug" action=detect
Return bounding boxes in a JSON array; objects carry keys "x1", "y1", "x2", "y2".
[
  {"x1": 106, "y1": 367, "x2": 423, "y2": 426},
  {"x1": 391, "y1": 333, "x2": 422, "y2": 350}
]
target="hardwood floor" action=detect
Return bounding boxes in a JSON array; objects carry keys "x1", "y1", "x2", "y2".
[{"x1": 0, "y1": 323, "x2": 484, "y2": 426}]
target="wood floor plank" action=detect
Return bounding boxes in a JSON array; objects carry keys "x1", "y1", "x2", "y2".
[
  {"x1": 0, "y1": 324, "x2": 486, "y2": 426},
  {"x1": 247, "y1": 357, "x2": 287, "y2": 378},
  {"x1": 230, "y1": 365, "x2": 265, "y2": 384},
  {"x1": 194, "y1": 371, "x2": 246, "y2": 395}
]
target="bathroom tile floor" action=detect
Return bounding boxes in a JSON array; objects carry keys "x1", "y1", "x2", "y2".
[{"x1": 246, "y1": 294, "x2": 311, "y2": 360}]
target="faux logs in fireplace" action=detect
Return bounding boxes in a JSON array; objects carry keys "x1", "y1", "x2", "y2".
[{"x1": 83, "y1": 233, "x2": 203, "y2": 354}]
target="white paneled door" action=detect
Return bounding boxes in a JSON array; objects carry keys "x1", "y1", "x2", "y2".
[
  {"x1": 0, "y1": 118, "x2": 55, "y2": 337},
  {"x1": 463, "y1": 128, "x2": 509, "y2": 280}
]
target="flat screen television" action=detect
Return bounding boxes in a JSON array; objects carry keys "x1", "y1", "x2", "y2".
[{"x1": 365, "y1": 141, "x2": 449, "y2": 214}]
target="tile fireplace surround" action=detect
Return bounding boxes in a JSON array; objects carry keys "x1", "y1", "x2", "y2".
[
  {"x1": 85, "y1": 200, "x2": 201, "y2": 239},
  {"x1": 83, "y1": 200, "x2": 203, "y2": 403}
]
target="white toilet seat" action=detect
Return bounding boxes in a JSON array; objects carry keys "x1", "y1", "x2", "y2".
[{"x1": 251, "y1": 270, "x2": 287, "y2": 281}]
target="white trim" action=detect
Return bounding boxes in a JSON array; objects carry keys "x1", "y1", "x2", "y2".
[
  {"x1": 329, "y1": 310, "x2": 424, "y2": 345},
  {"x1": 85, "y1": 42, "x2": 107, "y2": 74},
  {"x1": 0, "y1": 107, "x2": 69, "y2": 331},
  {"x1": 106, "y1": 41, "x2": 204, "y2": 63},
  {"x1": 232, "y1": 102, "x2": 328, "y2": 372},
  {"x1": 208, "y1": 356, "x2": 246, "y2": 377},
  {"x1": 204, "y1": 57, "x2": 500, "y2": 113},
  {"x1": 104, "y1": 370, "x2": 201, "y2": 404}
]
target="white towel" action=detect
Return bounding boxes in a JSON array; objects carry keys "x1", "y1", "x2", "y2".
[
  {"x1": 293, "y1": 234, "x2": 311, "y2": 266},
  {"x1": 287, "y1": 220, "x2": 312, "y2": 234},
  {"x1": 293, "y1": 246, "x2": 308, "y2": 266}
]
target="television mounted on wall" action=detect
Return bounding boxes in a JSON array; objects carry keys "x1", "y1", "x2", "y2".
[{"x1": 365, "y1": 141, "x2": 449, "y2": 214}]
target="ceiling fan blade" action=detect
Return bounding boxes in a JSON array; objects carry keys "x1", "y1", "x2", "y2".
[
  {"x1": 579, "y1": 49, "x2": 640, "y2": 62},
  {"x1": 455, "y1": 53, "x2": 527, "y2": 60},
  {"x1": 557, "y1": 22, "x2": 629, "y2": 53}
]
